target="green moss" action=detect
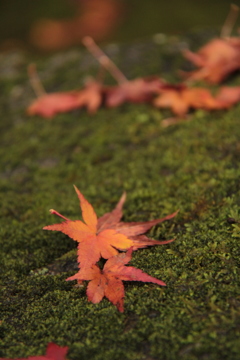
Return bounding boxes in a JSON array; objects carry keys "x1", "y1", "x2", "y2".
[{"x1": 1, "y1": 33, "x2": 240, "y2": 360}]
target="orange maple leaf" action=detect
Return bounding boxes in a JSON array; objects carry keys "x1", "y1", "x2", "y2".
[
  {"x1": 153, "y1": 83, "x2": 240, "y2": 117},
  {"x1": 43, "y1": 186, "x2": 178, "y2": 269},
  {"x1": 153, "y1": 84, "x2": 221, "y2": 117},
  {"x1": 67, "y1": 247, "x2": 166, "y2": 312},
  {"x1": 0, "y1": 343, "x2": 68, "y2": 360},
  {"x1": 182, "y1": 37, "x2": 240, "y2": 84},
  {"x1": 29, "y1": 0, "x2": 125, "y2": 51}
]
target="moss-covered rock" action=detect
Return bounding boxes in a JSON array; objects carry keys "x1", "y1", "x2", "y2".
[{"x1": 1, "y1": 32, "x2": 240, "y2": 360}]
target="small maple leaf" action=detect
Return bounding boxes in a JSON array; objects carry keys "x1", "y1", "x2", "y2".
[
  {"x1": 43, "y1": 186, "x2": 178, "y2": 269},
  {"x1": 153, "y1": 84, "x2": 222, "y2": 117},
  {"x1": 29, "y1": 0, "x2": 124, "y2": 51},
  {"x1": 27, "y1": 80, "x2": 103, "y2": 118},
  {"x1": 67, "y1": 247, "x2": 166, "y2": 312},
  {"x1": 27, "y1": 91, "x2": 85, "y2": 118},
  {"x1": 153, "y1": 83, "x2": 240, "y2": 118},
  {"x1": 181, "y1": 4, "x2": 240, "y2": 84},
  {"x1": 105, "y1": 77, "x2": 164, "y2": 107},
  {"x1": 27, "y1": 63, "x2": 104, "y2": 118},
  {"x1": 0, "y1": 343, "x2": 68, "y2": 360},
  {"x1": 182, "y1": 37, "x2": 240, "y2": 84}
]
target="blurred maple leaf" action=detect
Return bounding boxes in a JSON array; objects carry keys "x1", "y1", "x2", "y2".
[
  {"x1": 153, "y1": 83, "x2": 240, "y2": 117},
  {"x1": 27, "y1": 64, "x2": 104, "y2": 118},
  {"x1": 27, "y1": 80, "x2": 103, "y2": 118},
  {"x1": 67, "y1": 247, "x2": 166, "y2": 312},
  {"x1": 0, "y1": 343, "x2": 68, "y2": 360},
  {"x1": 27, "y1": 91, "x2": 85, "y2": 118},
  {"x1": 153, "y1": 84, "x2": 219, "y2": 116},
  {"x1": 43, "y1": 186, "x2": 177, "y2": 269},
  {"x1": 105, "y1": 77, "x2": 164, "y2": 107},
  {"x1": 29, "y1": 0, "x2": 125, "y2": 51},
  {"x1": 182, "y1": 4, "x2": 240, "y2": 84},
  {"x1": 182, "y1": 37, "x2": 240, "y2": 84}
]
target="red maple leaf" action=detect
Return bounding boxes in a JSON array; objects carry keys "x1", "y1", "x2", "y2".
[
  {"x1": 27, "y1": 79, "x2": 103, "y2": 118},
  {"x1": 105, "y1": 77, "x2": 164, "y2": 107},
  {"x1": 82, "y1": 36, "x2": 164, "y2": 107},
  {"x1": 27, "y1": 91, "x2": 84, "y2": 118},
  {"x1": 0, "y1": 343, "x2": 68, "y2": 360},
  {"x1": 43, "y1": 186, "x2": 178, "y2": 269},
  {"x1": 182, "y1": 37, "x2": 240, "y2": 84},
  {"x1": 67, "y1": 247, "x2": 166, "y2": 312}
]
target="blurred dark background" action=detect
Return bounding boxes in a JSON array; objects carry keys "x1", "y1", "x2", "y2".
[{"x1": 0, "y1": 0, "x2": 238, "y2": 52}]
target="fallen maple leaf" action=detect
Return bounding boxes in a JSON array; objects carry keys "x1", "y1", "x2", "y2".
[
  {"x1": 0, "y1": 343, "x2": 68, "y2": 360},
  {"x1": 105, "y1": 77, "x2": 164, "y2": 107},
  {"x1": 82, "y1": 37, "x2": 164, "y2": 107},
  {"x1": 29, "y1": 0, "x2": 125, "y2": 51},
  {"x1": 43, "y1": 186, "x2": 177, "y2": 269},
  {"x1": 27, "y1": 91, "x2": 84, "y2": 118},
  {"x1": 27, "y1": 79, "x2": 103, "y2": 118},
  {"x1": 153, "y1": 84, "x2": 221, "y2": 116},
  {"x1": 67, "y1": 247, "x2": 166, "y2": 312},
  {"x1": 182, "y1": 37, "x2": 240, "y2": 84},
  {"x1": 181, "y1": 4, "x2": 240, "y2": 84},
  {"x1": 153, "y1": 83, "x2": 240, "y2": 117}
]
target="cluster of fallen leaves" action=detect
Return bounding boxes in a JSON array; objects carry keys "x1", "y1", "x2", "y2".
[
  {"x1": 27, "y1": 7, "x2": 240, "y2": 124},
  {"x1": 0, "y1": 190, "x2": 177, "y2": 360},
  {"x1": 3, "y1": 8, "x2": 240, "y2": 360},
  {"x1": 43, "y1": 186, "x2": 178, "y2": 312}
]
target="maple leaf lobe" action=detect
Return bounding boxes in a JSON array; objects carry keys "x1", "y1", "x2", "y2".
[{"x1": 73, "y1": 184, "x2": 97, "y2": 232}]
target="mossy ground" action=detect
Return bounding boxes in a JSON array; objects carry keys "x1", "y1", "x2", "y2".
[{"x1": 1, "y1": 32, "x2": 240, "y2": 360}]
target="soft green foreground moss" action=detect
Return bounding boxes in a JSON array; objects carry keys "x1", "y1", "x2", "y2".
[{"x1": 1, "y1": 33, "x2": 240, "y2": 360}]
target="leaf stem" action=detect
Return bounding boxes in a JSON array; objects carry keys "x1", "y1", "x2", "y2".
[
  {"x1": 28, "y1": 63, "x2": 46, "y2": 98},
  {"x1": 220, "y1": 3, "x2": 239, "y2": 38},
  {"x1": 82, "y1": 36, "x2": 128, "y2": 85},
  {"x1": 49, "y1": 209, "x2": 70, "y2": 221}
]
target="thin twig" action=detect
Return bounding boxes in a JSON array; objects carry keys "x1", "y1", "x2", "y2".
[
  {"x1": 28, "y1": 63, "x2": 46, "y2": 98},
  {"x1": 220, "y1": 3, "x2": 239, "y2": 38},
  {"x1": 82, "y1": 36, "x2": 128, "y2": 84}
]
